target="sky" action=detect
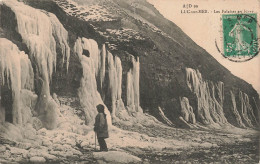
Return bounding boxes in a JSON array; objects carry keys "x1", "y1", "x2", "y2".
[{"x1": 148, "y1": 0, "x2": 260, "y2": 94}]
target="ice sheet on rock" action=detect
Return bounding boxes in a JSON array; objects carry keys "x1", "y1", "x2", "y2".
[{"x1": 74, "y1": 37, "x2": 111, "y2": 126}]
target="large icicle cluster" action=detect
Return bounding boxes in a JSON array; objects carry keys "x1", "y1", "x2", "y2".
[
  {"x1": 185, "y1": 68, "x2": 228, "y2": 128},
  {"x1": 1, "y1": 0, "x2": 143, "y2": 129},
  {"x1": 0, "y1": 38, "x2": 36, "y2": 125},
  {"x1": 3, "y1": 0, "x2": 70, "y2": 97},
  {"x1": 107, "y1": 52, "x2": 124, "y2": 118},
  {"x1": 74, "y1": 37, "x2": 143, "y2": 124},
  {"x1": 126, "y1": 55, "x2": 142, "y2": 114},
  {"x1": 230, "y1": 90, "x2": 259, "y2": 128},
  {"x1": 3, "y1": 0, "x2": 70, "y2": 129},
  {"x1": 185, "y1": 67, "x2": 258, "y2": 128},
  {"x1": 100, "y1": 44, "x2": 143, "y2": 119}
]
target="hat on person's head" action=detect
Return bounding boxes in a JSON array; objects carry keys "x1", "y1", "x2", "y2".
[{"x1": 96, "y1": 104, "x2": 104, "y2": 113}]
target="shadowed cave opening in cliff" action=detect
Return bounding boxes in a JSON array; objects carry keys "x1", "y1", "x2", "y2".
[
  {"x1": 1, "y1": 85, "x2": 13, "y2": 123},
  {"x1": 82, "y1": 49, "x2": 90, "y2": 57}
]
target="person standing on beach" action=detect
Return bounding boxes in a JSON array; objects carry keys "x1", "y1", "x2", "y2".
[{"x1": 94, "y1": 104, "x2": 109, "y2": 152}]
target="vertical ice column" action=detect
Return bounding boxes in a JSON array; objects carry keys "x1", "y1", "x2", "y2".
[
  {"x1": 107, "y1": 52, "x2": 123, "y2": 118},
  {"x1": 239, "y1": 91, "x2": 257, "y2": 127},
  {"x1": 80, "y1": 38, "x2": 100, "y2": 75},
  {"x1": 0, "y1": 38, "x2": 34, "y2": 125},
  {"x1": 98, "y1": 44, "x2": 107, "y2": 90},
  {"x1": 230, "y1": 90, "x2": 246, "y2": 127},
  {"x1": 216, "y1": 82, "x2": 224, "y2": 107},
  {"x1": 209, "y1": 82, "x2": 227, "y2": 124},
  {"x1": 74, "y1": 38, "x2": 111, "y2": 125},
  {"x1": 126, "y1": 55, "x2": 141, "y2": 113}
]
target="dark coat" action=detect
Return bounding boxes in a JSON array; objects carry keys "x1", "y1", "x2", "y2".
[{"x1": 94, "y1": 113, "x2": 109, "y2": 138}]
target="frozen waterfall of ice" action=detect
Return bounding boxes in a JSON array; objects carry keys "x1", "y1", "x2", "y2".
[
  {"x1": 3, "y1": 0, "x2": 70, "y2": 129},
  {"x1": 0, "y1": 38, "x2": 36, "y2": 125}
]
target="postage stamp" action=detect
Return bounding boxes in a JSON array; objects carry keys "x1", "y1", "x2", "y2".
[{"x1": 222, "y1": 14, "x2": 258, "y2": 62}]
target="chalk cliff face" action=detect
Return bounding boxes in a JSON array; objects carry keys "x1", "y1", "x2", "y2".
[{"x1": 0, "y1": 0, "x2": 259, "y2": 131}]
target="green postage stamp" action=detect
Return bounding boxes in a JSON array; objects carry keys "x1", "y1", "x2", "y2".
[{"x1": 222, "y1": 14, "x2": 258, "y2": 61}]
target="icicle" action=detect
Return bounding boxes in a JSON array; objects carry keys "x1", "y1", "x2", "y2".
[
  {"x1": 106, "y1": 52, "x2": 123, "y2": 118},
  {"x1": 126, "y1": 55, "x2": 142, "y2": 113},
  {"x1": 114, "y1": 56, "x2": 122, "y2": 100},
  {"x1": 99, "y1": 44, "x2": 106, "y2": 89},
  {"x1": 107, "y1": 52, "x2": 117, "y2": 117},
  {"x1": 48, "y1": 13, "x2": 70, "y2": 71},
  {"x1": 239, "y1": 91, "x2": 257, "y2": 127}
]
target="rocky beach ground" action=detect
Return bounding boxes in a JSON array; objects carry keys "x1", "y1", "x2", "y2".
[
  {"x1": 0, "y1": 119, "x2": 258, "y2": 164},
  {"x1": 0, "y1": 97, "x2": 259, "y2": 164}
]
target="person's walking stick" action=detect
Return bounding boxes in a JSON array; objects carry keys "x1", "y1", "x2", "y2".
[{"x1": 95, "y1": 132, "x2": 97, "y2": 151}]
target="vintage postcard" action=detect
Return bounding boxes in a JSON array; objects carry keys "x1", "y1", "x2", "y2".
[{"x1": 0, "y1": 0, "x2": 259, "y2": 163}]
